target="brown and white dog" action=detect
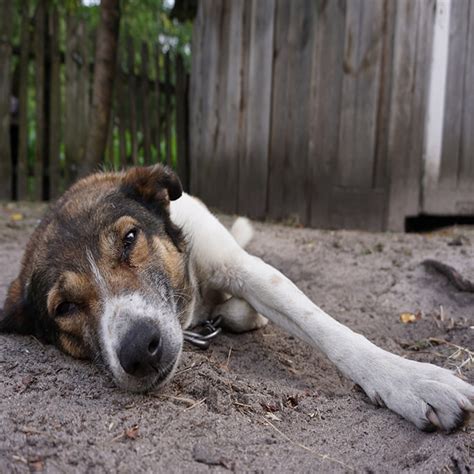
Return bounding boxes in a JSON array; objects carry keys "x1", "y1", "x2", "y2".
[{"x1": 1, "y1": 165, "x2": 473, "y2": 432}]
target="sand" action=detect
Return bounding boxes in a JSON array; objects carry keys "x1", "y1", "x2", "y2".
[{"x1": 0, "y1": 203, "x2": 473, "y2": 473}]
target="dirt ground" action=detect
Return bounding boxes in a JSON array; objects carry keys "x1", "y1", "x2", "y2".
[{"x1": 0, "y1": 202, "x2": 473, "y2": 473}]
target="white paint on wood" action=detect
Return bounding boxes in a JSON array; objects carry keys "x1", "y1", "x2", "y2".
[{"x1": 423, "y1": 0, "x2": 451, "y2": 188}]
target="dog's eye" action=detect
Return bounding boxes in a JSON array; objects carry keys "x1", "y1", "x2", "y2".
[
  {"x1": 124, "y1": 229, "x2": 137, "y2": 247},
  {"x1": 55, "y1": 302, "x2": 78, "y2": 317},
  {"x1": 122, "y1": 228, "x2": 138, "y2": 259}
]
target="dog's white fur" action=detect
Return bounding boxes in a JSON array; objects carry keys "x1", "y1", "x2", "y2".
[
  {"x1": 168, "y1": 193, "x2": 474, "y2": 431},
  {"x1": 100, "y1": 294, "x2": 183, "y2": 391}
]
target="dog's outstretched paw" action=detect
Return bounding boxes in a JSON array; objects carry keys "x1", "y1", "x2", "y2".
[
  {"x1": 362, "y1": 355, "x2": 474, "y2": 432},
  {"x1": 212, "y1": 297, "x2": 268, "y2": 333}
]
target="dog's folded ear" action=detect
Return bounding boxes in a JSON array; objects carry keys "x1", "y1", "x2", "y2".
[
  {"x1": 121, "y1": 165, "x2": 183, "y2": 209},
  {"x1": 0, "y1": 278, "x2": 34, "y2": 335}
]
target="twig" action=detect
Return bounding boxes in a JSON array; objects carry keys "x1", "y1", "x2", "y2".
[
  {"x1": 175, "y1": 362, "x2": 198, "y2": 376},
  {"x1": 184, "y1": 397, "x2": 206, "y2": 411},
  {"x1": 262, "y1": 417, "x2": 355, "y2": 471},
  {"x1": 12, "y1": 455, "x2": 28, "y2": 464},
  {"x1": 233, "y1": 402, "x2": 253, "y2": 409},
  {"x1": 428, "y1": 337, "x2": 473, "y2": 352},
  {"x1": 423, "y1": 259, "x2": 474, "y2": 292},
  {"x1": 427, "y1": 338, "x2": 474, "y2": 374},
  {"x1": 224, "y1": 346, "x2": 232, "y2": 370},
  {"x1": 154, "y1": 394, "x2": 199, "y2": 407}
]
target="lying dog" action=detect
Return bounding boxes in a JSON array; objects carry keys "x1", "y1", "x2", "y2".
[{"x1": 1, "y1": 165, "x2": 473, "y2": 432}]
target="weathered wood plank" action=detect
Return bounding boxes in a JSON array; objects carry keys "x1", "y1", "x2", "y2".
[
  {"x1": 385, "y1": 0, "x2": 420, "y2": 229},
  {"x1": 0, "y1": 0, "x2": 12, "y2": 200},
  {"x1": 127, "y1": 36, "x2": 138, "y2": 165},
  {"x1": 204, "y1": 0, "x2": 232, "y2": 209},
  {"x1": 238, "y1": 0, "x2": 275, "y2": 218},
  {"x1": 190, "y1": 0, "x2": 222, "y2": 198},
  {"x1": 404, "y1": 0, "x2": 435, "y2": 216},
  {"x1": 308, "y1": 0, "x2": 347, "y2": 227},
  {"x1": 267, "y1": 0, "x2": 292, "y2": 220},
  {"x1": 285, "y1": 0, "x2": 316, "y2": 224},
  {"x1": 175, "y1": 54, "x2": 189, "y2": 190},
  {"x1": 439, "y1": 0, "x2": 469, "y2": 189},
  {"x1": 459, "y1": 0, "x2": 474, "y2": 188},
  {"x1": 217, "y1": 0, "x2": 245, "y2": 212},
  {"x1": 189, "y1": 0, "x2": 207, "y2": 194},
  {"x1": 106, "y1": 99, "x2": 115, "y2": 168},
  {"x1": 48, "y1": 5, "x2": 61, "y2": 199},
  {"x1": 154, "y1": 44, "x2": 162, "y2": 162},
  {"x1": 372, "y1": 0, "x2": 396, "y2": 190},
  {"x1": 117, "y1": 70, "x2": 127, "y2": 168},
  {"x1": 140, "y1": 42, "x2": 152, "y2": 165},
  {"x1": 388, "y1": 0, "x2": 435, "y2": 227},
  {"x1": 337, "y1": 0, "x2": 385, "y2": 189},
  {"x1": 164, "y1": 51, "x2": 172, "y2": 166},
  {"x1": 331, "y1": 188, "x2": 386, "y2": 230},
  {"x1": 65, "y1": 16, "x2": 89, "y2": 185},
  {"x1": 235, "y1": 0, "x2": 252, "y2": 208},
  {"x1": 34, "y1": 0, "x2": 46, "y2": 200},
  {"x1": 16, "y1": 0, "x2": 30, "y2": 200}
]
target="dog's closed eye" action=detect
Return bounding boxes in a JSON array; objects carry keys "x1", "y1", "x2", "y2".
[{"x1": 55, "y1": 302, "x2": 79, "y2": 318}]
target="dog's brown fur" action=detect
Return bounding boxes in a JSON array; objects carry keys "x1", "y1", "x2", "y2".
[{"x1": 1, "y1": 165, "x2": 192, "y2": 362}]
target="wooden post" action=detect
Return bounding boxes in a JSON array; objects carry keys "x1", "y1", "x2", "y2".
[
  {"x1": 0, "y1": 0, "x2": 13, "y2": 200},
  {"x1": 17, "y1": 0, "x2": 30, "y2": 200},
  {"x1": 65, "y1": 16, "x2": 90, "y2": 186},
  {"x1": 238, "y1": 0, "x2": 275, "y2": 218},
  {"x1": 140, "y1": 42, "x2": 152, "y2": 164},
  {"x1": 154, "y1": 43, "x2": 162, "y2": 162},
  {"x1": 127, "y1": 36, "x2": 138, "y2": 165},
  {"x1": 175, "y1": 54, "x2": 189, "y2": 189},
  {"x1": 49, "y1": 5, "x2": 61, "y2": 199},
  {"x1": 116, "y1": 68, "x2": 127, "y2": 168},
  {"x1": 106, "y1": 99, "x2": 115, "y2": 169},
  {"x1": 34, "y1": 0, "x2": 46, "y2": 200},
  {"x1": 164, "y1": 51, "x2": 172, "y2": 166}
]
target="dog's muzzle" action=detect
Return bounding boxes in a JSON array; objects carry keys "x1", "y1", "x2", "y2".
[{"x1": 117, "y1": 320, "x2": 165, "y2": 378}]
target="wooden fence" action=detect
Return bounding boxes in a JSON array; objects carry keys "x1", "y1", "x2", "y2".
[
  {"x1": 190, "y1": 0, "x2": 474, "y2": 231},
  {"x1": 423, "y1": 0, "x2": 474, "y2": 216},
  {"x1": 0, "y1": 1, "x2": 189, "y2": 202}
]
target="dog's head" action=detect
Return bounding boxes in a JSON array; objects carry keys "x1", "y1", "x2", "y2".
[{"x1": 0, "y1": 165, "x2": 194, "y2": 391}]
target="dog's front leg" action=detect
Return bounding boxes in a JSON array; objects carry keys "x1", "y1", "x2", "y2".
[
  {"x1": 218, "y1": 252, "x2": 474, "y2": 432},
  {"x1": 171, "y1": 195, "x2": 473, "y2": 431}
]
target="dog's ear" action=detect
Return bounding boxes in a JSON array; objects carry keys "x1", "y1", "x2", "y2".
[
  {"x1": 121, "y1": 165, "x2": 183, "y2": 208},
  {"x1": 0, "y1": 277, "x2": 34, "y2": 335}
]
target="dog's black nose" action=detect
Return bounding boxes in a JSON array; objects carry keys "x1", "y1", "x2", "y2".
[{"x1": 118, "y1": 321, "x2": 163, "y2": 377}]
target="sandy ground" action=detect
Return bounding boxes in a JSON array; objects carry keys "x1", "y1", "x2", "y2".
[{"x1": 0, "y1": 202, "x2": 473, "y2": 473}]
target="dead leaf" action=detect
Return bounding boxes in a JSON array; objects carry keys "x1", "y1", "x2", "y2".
[
  {"x1": 124, "y1": 425, "x2": 139, "y2": 440},
  {"x1": 400, "y1": 311, "x2": 421, "y2": 324},
  {"x1": 10, "y1": 213, "x2": 24, "y2": 222}
]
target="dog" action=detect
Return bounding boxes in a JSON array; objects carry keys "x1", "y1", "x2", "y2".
[{"x1": 1, "y1": 164, "x2": 473, "y2": 432}]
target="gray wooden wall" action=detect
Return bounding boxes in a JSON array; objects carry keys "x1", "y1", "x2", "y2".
[
  {"x1": 189, "y1": 0, "x2": 474, "y2": 231},
  {"x1": 424, "y1": 0, "x2": 474, "y2": 216}
]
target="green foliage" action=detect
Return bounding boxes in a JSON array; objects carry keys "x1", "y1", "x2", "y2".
[
  {"x1": 13, "y1": 0, "x2": 192, "y2": 59},
  {"x1": 9, "y1": 0, "x2": 189, "y2": 198},
  {"x1": 123, "y1": 0, "x2": 192, "y2": 55},
  {"x1": 74, "y1": 0, "x2": 192, "y2": 58}
]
